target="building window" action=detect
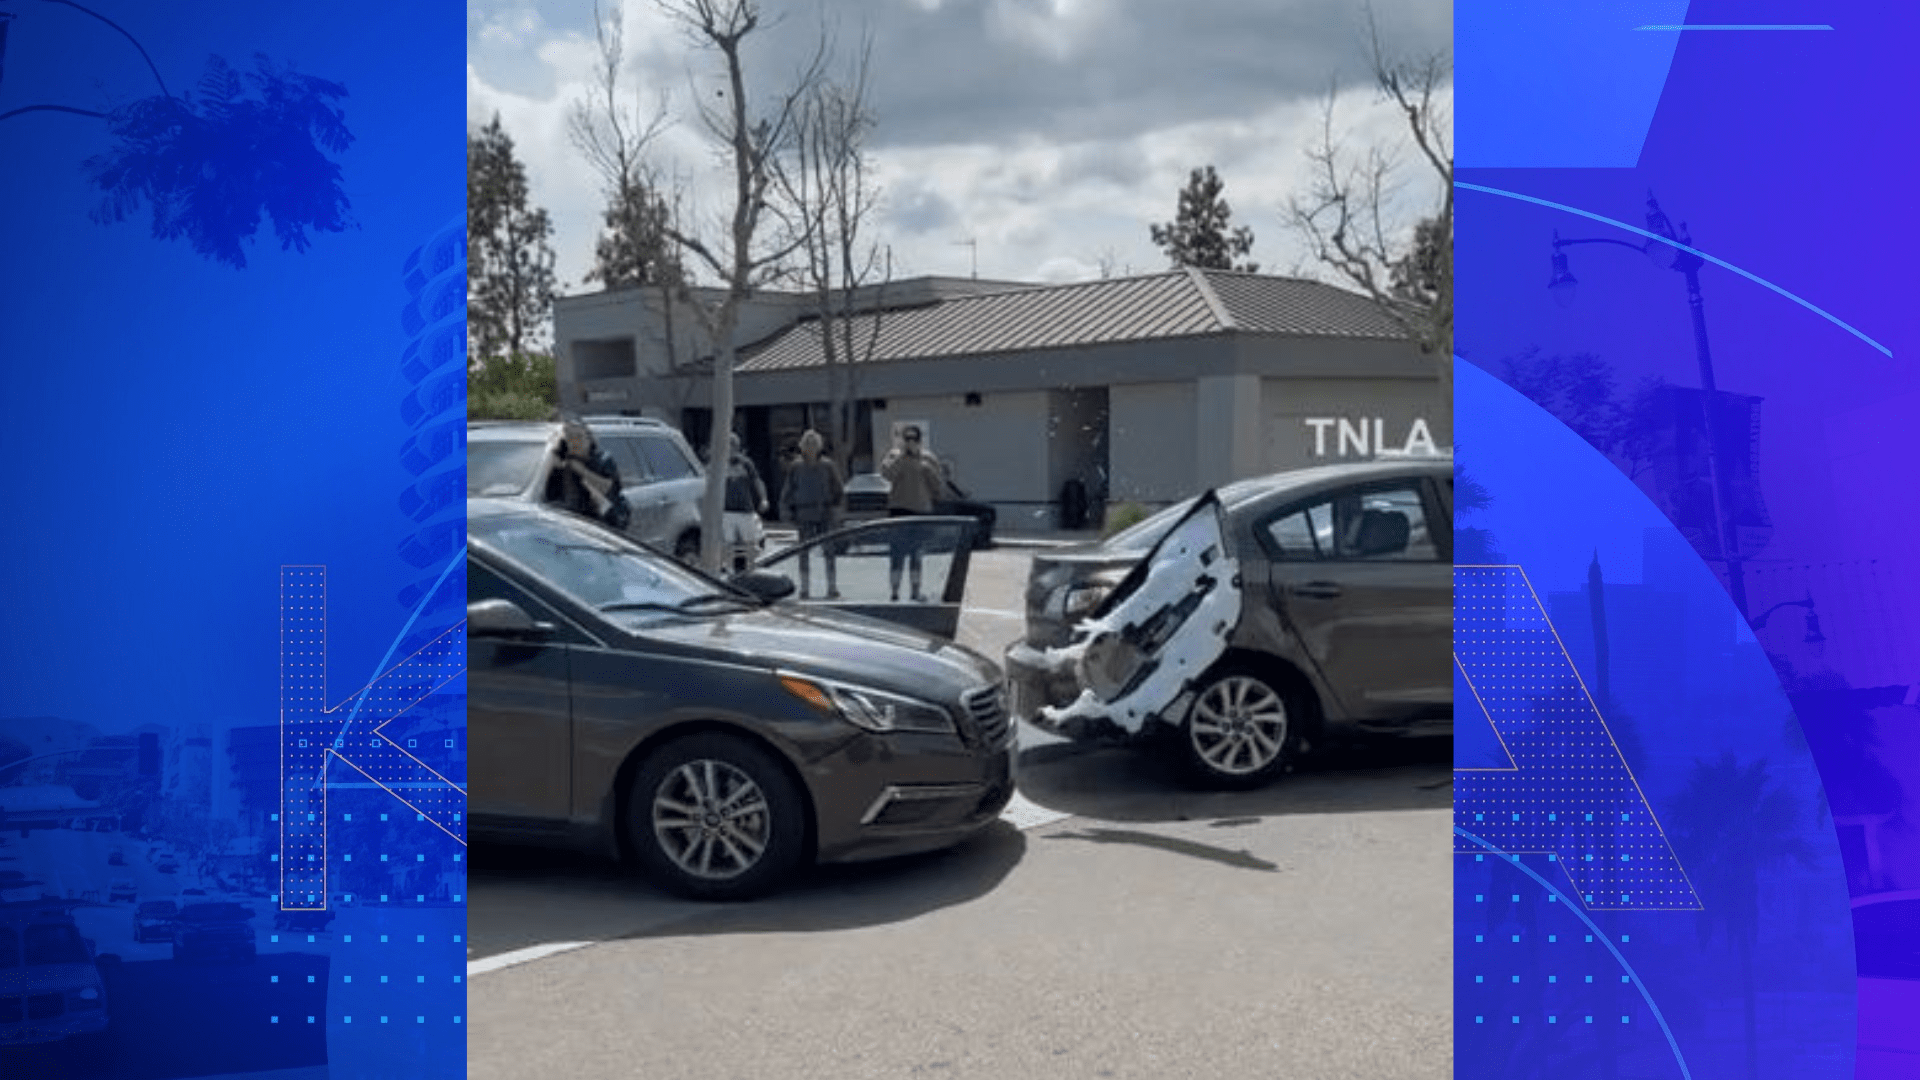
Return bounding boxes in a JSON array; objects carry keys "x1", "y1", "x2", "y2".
[{"x1": 574, "y1": 338, "x2": 637, "y2": 380}]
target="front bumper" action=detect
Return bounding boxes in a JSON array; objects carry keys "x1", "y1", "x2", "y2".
[
  {"x1": 810, "y1": 732, "x2": 1016, "y2": 865},
  {"x1": 0, "y1": 1004, "x2": 109, "y2": 1046}
]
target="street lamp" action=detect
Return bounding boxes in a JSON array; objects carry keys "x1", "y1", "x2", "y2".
[
  {"x1": 1548, "y1": 193, "x2": 1750, "y2": 618},
  {"x1": 1753, "y1": 596, "x2": 1825, "y2": 645}
]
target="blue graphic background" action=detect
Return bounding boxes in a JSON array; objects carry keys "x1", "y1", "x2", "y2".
[
  {"x1": 1459, "y1": 2, "x2": 1919, "y2": 1075},
  {"x1": 0, "y1": 2, "x2": 463, "y2": 1076}
]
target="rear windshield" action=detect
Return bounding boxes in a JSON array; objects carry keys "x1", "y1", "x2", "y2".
[{"x1": 469, "y1": 440, "x2": 549, "y2": 497}]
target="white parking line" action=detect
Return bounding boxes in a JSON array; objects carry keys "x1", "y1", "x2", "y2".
[
  {"x1": 468, "y1": 940, "x2": 596, "y2": 977},
  {"x1": 468, "y1": 790, "x2": 1074, "y2": 978},
  {"x1": 966, "y1": 607, "x2": 1026, "y2": 620},
  {"x1": 1000, "y1": 789, "x2": 1071, "y2": 831}
]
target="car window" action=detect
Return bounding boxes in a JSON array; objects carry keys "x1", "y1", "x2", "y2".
[
  {"x1": 600, "y1": 436, "x2": 652, "y2": 485},
  {"x1": 469, "y1": 440, "x2": 548, "y2": 497},
  {"x1": 472, "y1": 512, "x2": 721, "y2": 613},
  {"x1": 638, "y1": 435, "x2": 698, "y2": 481},
  {"x1": 1264, "y1": 484, "x2": 1439, "y2": 562},
  {"x1": 23, "y1": 923, "x2": 89, "y2": 965}
]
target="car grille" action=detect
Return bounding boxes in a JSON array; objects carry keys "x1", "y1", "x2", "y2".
[
  {"x1": 961, "y1": 685, "x2": 1011, "y2": 747},
  {"x1": 26, "y1": 993, "x2": 64, "y2": 1020},
  {"x1": 0, "y1": 996, "x2": 21, "y2": 1024}
]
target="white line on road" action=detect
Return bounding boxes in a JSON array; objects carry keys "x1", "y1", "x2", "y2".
[
  {"x1": 467, "y1": 790, "x2": 1075, "y2": 978},
  {"x1": 1000, "y1": 790, "x2": 1071, "y2": 831},
  {"x1": 965, "y1": 607, "x2": 1026, "y2": 620},
  {"x1": 468, "y1": 940, "x2": 596, "y2": 977}
]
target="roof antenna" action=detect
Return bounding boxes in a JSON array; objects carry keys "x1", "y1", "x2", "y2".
[{"x1": 952, "y1": 237, "x2": 977, "y2": 279}]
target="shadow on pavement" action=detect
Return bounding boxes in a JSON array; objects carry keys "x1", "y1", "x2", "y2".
[
  {"x1": 1040, "y1": 827, "x2": 1281, "y2": 872},
  {"x1": 1015, "y1": 733, "x2": 1452, "y2": 824},
  {"x1": 469, "y1": 822, "x2": 1025, "y2": 956}
]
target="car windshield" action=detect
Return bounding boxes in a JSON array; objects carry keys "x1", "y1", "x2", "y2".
[
  {"x1": 468, "y1": 439, "x2": 549, "y2": 497},
  {"x1": 472, "y1": 510, "x2": 738, "y2": 614},
  {"x1": 19, "y1": 923, "x2": 90, "y2": 965}
]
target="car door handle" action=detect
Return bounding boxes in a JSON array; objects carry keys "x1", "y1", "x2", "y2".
[{"x1": 1290, "y1": 582, "x2": 1344, "y2": 599}]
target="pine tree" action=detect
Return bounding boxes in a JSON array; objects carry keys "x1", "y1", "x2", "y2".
[
  {"x1": 1149, "y1": 165, "x2": 1258, "y2": 272},
  {"x1": 468, "y1": 115, "x2": 557, "y2": 362}
]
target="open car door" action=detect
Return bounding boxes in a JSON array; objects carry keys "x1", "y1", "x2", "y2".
[{"x1": 753, "y1": 515, "x2": 978, "y2": 639}]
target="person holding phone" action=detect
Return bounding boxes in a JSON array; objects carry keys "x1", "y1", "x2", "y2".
[
  {"x1": 546, "y1": 417, "x2": 631, "y2": 532},
  {"x1": 880, "y1": 424, "x2": 942, "y2": 602}
]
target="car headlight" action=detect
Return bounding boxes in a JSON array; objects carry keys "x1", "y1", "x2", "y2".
[
  {"x1": 778, "y1": 672, "x2": 956, "y2": 734},
  {"x1": 1045, "y1": 568, "x2": 1131, "y2": 621},
  {"x1": 69, "y1": 986, "x2": 104, "y2": 1009}
]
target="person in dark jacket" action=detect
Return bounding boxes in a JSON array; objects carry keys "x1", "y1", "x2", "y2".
[
  {"x1": 545, "y1": 417, "x2": 630, "y2": 532},
  {"x1": 722, "y1": 432, "x2": 769, "y2": 517},
  {"x1": 779, "y1": 429, "x2": 845, "y2": 598}
]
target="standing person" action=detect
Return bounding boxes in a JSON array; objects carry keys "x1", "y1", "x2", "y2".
[
  {"x1": 545, "y1": 417, "x2": 631, "y2": 532},
  {"x1": 779, "y1": 429, "x2": 844, "y2": 599},
  {"x1": 723, "y1": 432, "x2": 769, "y2": 517},
  {"x1": 880, "y1": 424, "x2": 943, "y2": 602}
]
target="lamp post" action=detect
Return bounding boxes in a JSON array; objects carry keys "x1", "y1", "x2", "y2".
[{"x1": 1548, "y1": 194, "x2": 1750, "y2": 618}]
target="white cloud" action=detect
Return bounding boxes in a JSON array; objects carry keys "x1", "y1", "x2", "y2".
[{"x1": 466, "y1": 0, "x2": 1451, "y2": 291}]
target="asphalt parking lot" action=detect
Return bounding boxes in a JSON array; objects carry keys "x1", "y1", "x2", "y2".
[{"x1": 465, "y1": 546, "x2": 1452, "y2": 1079}]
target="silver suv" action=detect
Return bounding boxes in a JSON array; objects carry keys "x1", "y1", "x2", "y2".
[{"x1": 467, "y1": 418, "x2": 764, "y2": 567}]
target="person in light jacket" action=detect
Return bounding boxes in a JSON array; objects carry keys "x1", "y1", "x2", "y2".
[
  {"x1": 879, "y1": 424, "x2": 944, "y2": 602},
  {"x1": 779, "y1": 429, "x2": 845, "y2": 598}
]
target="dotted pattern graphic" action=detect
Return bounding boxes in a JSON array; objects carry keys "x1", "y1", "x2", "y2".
[
  {"x1": 1454, "y1": 844, "x2": 1692, "y2": 1079},
  {"x1": 280, "y1": 565, "x2": 467, "y2": 910},
  {"x1": 1452, "y1": 566, "x2": 1701, "y2": 911}
]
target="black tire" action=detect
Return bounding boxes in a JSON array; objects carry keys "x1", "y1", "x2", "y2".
[
  {"x1": 627, "y1": 732, "x2": 809, "y2": 901},
  {"x1": 1173, "y1": 663, "x2": 1301, "y2": 790}
]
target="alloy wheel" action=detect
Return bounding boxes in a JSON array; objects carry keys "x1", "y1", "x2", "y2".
[
  {"x1": 651, "y1": 759, "x2": 772, "y2": 880},
  {"x1": 1188, "y1": 675, "x2": 1288, "y2": 776}
]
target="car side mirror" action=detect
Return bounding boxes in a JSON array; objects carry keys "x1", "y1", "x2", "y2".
[
  {"x1": 730, "y1": 569, "x2": 796, "y2": 602},
  {"x1": 468, "y1": 598, "x2": 556, "y2": 639}
]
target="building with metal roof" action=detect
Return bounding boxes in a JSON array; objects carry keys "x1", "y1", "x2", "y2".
[{"x1": 552, "y1": 267, "x2": 1448, "y2": 529}]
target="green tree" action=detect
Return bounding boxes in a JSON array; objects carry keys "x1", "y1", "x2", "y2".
[
  {"x1": 1669, "y1": 754, "x2": 1815, "y2": 1080},
  {"x1": 1500, "y1": 349, "x2": 1666, "y2": 480},
  {"x1": 468, "y1": 352, "x2": 556, "y2": 421},
  {"x1": 3, "y1": 3, "x2": 355, "y2": 269},
  {"x1": 1452, "y1": 458, "x2": 1502, "y2": 564},
  {"x1": 468, "y1": 114, "x2": 557, "y2": 363},
  {"x1": 1149, "y1": 165, "x2": 1257, "y2": 272}
]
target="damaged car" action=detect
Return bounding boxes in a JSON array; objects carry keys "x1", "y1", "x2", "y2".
[{"x1": 1005, "y1": 460, "x2": 1452, "y2": 789}]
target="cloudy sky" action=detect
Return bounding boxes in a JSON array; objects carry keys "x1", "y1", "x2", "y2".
[{"x1": 468, "y1": 0, "x2": 1451, "y2": 293}]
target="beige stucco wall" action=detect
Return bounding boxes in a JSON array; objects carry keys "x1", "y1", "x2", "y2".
[
  {"x1": 869, "y1": 391, "x2": 1053, "y2": 509},
  {"x1": 1110, "y1": 382, "x2": 1197, "y2": 504}
]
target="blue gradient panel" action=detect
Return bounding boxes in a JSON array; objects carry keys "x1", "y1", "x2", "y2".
[
  {"x1": 1454, "y1": 361, "x2": 1856, "y2": 1076},
  {"x1": 1454, "y1": 566, "x2": 1700, "y2": 910},
  {"x1": 1461, "y1": 1, "x2": 1918, "y2": 1073},
  {"x1": 0, "y1": 2, "x2": 463, "y2": 1076},
  {"x1": 1456, "y1": 1, "x2": 1689, "y2": 168}
]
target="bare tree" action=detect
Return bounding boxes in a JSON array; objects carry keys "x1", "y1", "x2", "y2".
[
  {"x1": 567, "y1": 2, "x2": 694, "y2": 425},
  {"x1": 772, "y1": 27, "x2": 889, "y2": 478},
  {"x1": 1284, "y1": 12, "x2": 1453, "y2": 416},
  {"x1": 654, "y1": 0, "x2": 825, "y2": 572}
]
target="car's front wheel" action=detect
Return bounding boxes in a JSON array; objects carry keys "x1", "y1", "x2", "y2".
[
  {"x1": 1176, "y1": 665, "x2": 1298, "y2": 790},
  {"x1": 627, "y1": 732, "x2": 808, "y2": 901}
]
